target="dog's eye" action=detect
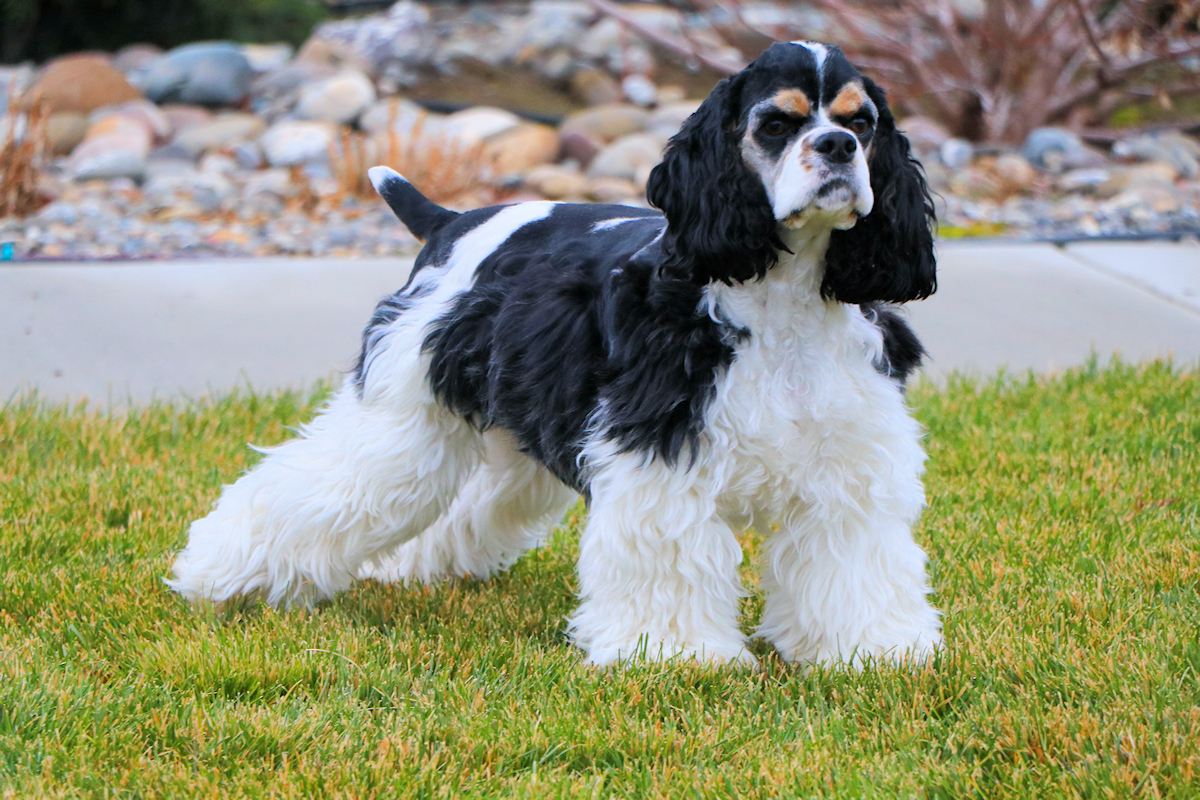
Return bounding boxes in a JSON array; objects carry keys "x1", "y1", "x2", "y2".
[
  {"x1": 761, "y1": 119, "x2": 789, "y2": 137},
  {"x1": 847, "y1": 118, "x2": 873, "y2": 136}
]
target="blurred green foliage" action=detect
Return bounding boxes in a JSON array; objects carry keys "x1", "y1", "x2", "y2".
[{"x1": 0, "y1": 0, "x2": 328, "y2": 63}]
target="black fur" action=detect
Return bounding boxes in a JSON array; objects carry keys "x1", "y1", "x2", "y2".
[
  {"x1": 823, "y1": 78, "x2": 938, "y2": 304},
  {"x1": 374, "y1": 173, "x2": 459, "y2": 240},
  {"x1": 863, "y1": 303, "x2": 926, "y2": 386},
  {"x1": 646, "y1": 74, "x2": 784, "y2": 286},
  {"x1": 417, "y1": 205, "x2": 741, "y2": 493}
]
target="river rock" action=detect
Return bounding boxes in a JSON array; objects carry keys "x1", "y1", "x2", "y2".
[
  {"x1": 69, "y1": 114, "x2": 153, "y2": 181},
  {"x1": 23, "y1": 55, "x2": 142, "y2": 114},
  {"x1": 622, "y1": 74, "x2": 658, "y2": 107},
  {"x1": 939, "y1": 138, "x2": 974, "y2": 169},
  {"x1": 260, "y1": 120, "x2": 336, "y2": 166},
  {"x1": 160, "y1": 104, "x2": 213, "y2": 137},
  {"x1": 561, "y1": 104, "x2": 649, "y2": 145},
  {"x1": 646, "y1": 100, "x2": 700, "y2": 139},
  {"x1": 443, "y1": 107, "x2": 522, "y2": 144},
  {"x1": 114, "y1": 44, "x2": 163, "y2": 76},
  {"x1": 46, "y1": 112, "x2": 89, "y2": 156},
  {"x1": 523, "y1": 164, "x2": 589, "y2": 199},
  {"x1": 897, "y1": 116, "x2": 951, "y2": 157},
  {"x1": 359, "y1": 97, "x2": 432, "y2": 137},
  {"x1": 486, "y1": 123, "x2": 560, "y2": 175},
  {"x1": 1113, "y1": 132, "x2": 1200, "y2": 180},
  {"x1": 296, "y1": 70, "x2": 376, "y2": 123},
  {"x1": 93, "y1": 100, "x2": 170, "y2": 141},
  {"x1": 173, "y1": 112, "x2": 267, "y2": 156},
  {"x1": 587, "y1": 132, "x2": 664, "y2": 183},
  {"x1": 241, "y1": 43, "x2": 294, "y2": 73},
  {"x1": 571, "y1": 68, "x2": 622, "y2": 107},
  {"x1": 142, "y1": 42, "x2": 253, "y2": 107},
  {"x1": 1022, "y1": 127, "x2": 1106, "y2": 172}
]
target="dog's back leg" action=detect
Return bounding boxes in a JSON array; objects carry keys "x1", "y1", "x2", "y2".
[
  {"x1": 362, "y1": 429, "x2": 577, "y2": 586},
  {"x1": 166, "y1": 380, "x2": 483, "y2": 608}
]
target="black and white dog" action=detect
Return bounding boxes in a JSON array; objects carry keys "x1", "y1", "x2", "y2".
[{"x1": 169, "y1": 41, "x2": 941, "y2": 667}]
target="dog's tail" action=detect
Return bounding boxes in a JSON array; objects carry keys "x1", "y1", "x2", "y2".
[{"x1": 368, "y1": 166, "x2": 458, "y2": 240}]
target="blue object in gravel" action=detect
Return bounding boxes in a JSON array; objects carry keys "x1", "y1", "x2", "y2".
[{"x1": 1, "y1": 242, "x2": 13, "y2": 261}]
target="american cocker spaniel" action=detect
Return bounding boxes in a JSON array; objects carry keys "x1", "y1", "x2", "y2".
[{"x1": 169, "y1": 41, "x2": 941, "y2": 667}]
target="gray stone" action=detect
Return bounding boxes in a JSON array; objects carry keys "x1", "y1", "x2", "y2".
[
  {"x1": 35, "y1": 202, "x2": 79, "y2": 226},
  {"x1": 296, "y1": 70, "x2": 376, "y2": 124},
  {"x1": 240, "y1": 43, "x2": 294, "y2": 73},
  {"x1": 939, "y1": 138, "x2": 974, "y2": 169},
  {"x1": 172, "y1": 113, "x2": 267, "y2": 157},
  {"x1": 647, "y1": 101, "x2": 701, "y2": 139},
  {"x1": 586, "y1": 132, "x2": 665, "y2": 182},
  {"x1": 359, "y1": 97, "x2": 434, "y2": 137},
  {"x1": 561, "y1": 104, "x2": 649, "y2": 145},
  {"x1": 1112, "y1": 132, "x2": 1200, "y2": 179},
  {"x1": 259, "y1": 120, "x2": 336, "y2": 167},
  {"x1": 142, "y1": 42, "x2": 253, "y2": 107},
  {"x1": 621, "y1": 74, "x2": 657, "y2": 107},
  {"x1": 442, "y1": 107, "x2": 522, "y2": 144},
  {"x1": 1022, "y1": 127, "x2": 1107, "y2": 173}
]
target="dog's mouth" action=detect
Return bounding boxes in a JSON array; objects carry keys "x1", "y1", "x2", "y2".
[{"x1": 781, "y1": 178, "x2": 861, "y2": 230}]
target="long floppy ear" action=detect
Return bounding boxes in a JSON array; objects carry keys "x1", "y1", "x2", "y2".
[
  {"x1": 646, "y1": 75, "x2": 783, "y2": 285},
  {"x1": 823, "y1": 77, "x2": 936, "y2": 303}
]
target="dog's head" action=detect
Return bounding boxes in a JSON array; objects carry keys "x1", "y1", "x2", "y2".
[{"x1": 646, "y1": 41, "x2": 936, "y2": 302}]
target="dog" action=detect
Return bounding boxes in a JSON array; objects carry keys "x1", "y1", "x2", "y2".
[{"x1": 168, "y1": 40, "x2": 941, "y2": 667}]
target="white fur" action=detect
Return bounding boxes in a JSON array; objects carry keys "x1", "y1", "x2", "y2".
[
  {"x1": 168, "y1": 202, "x2": 558, "y2": 607},
  {"x1": 569, "y1": 224, "x2": 940, "y2": 666}
]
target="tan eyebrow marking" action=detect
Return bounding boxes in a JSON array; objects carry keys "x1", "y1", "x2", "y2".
[
  {"x1": 771, "y1": 89, "x2": 811, "y2": 116},
  {"x1": 829, "y1": 82, "x2": 867, "y2": 117}
]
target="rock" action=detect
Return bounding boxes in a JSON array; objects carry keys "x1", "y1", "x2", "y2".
[
  {"x1": 571, "y1": 68, "x2": 622, "y2": 107},
  {"x1": 647, "y1": 100, "x2": 701, "y2": 139},
  {"x1": 993, "y1": 153, "x2": 1037, "y2": 195},
  {"x1": 656, "y1": 85, "x2": 687, "y2": 105},
  {"x1": 142, "y1": 42, "x2": 253, "y2": 107},
  {"x1": 0, "y1": 65, "x2": 34, "y2": 104},
  {"x1": 587, "y1": 176, "x2": 642, "y2": 203},
  {"x1": 259, "y1": 120, "x2": 336, "y2": 166},
  {"x1": 23, "y1": 54, "x2": 142, "y2": 114},
  {"x1": 359, "y1": 97, "x2": 434, "y2": 137},
  {"x1": 199, "y1": 152, "x2": 239, "y2": 175},
  {"x1": 114, "y1": 44, "x2": 163, "y2": 76},
  {"x1": 233, "y1": 142, "x2": 265, "y2": 170},
  {"x1": 443, "y1": 107, "x2": 522, "y2": 144},
  {"x1": 523, "y1": 164, "x2": 589, "y2": 199},
  {"x1": 295, "y1": 37, "x2": 373, "y2": 75},
  {"x1": 486, "y1": 123, "x2": 560, "y2": 175},
  {"x1": 1057, "y1": 168, "x2": 1113, "y2": 194},
  {"x1": 622, "y1": 74, "x2": 658, "y2": 107},
  {"x1": 93, "y1": 100, "x2": 170, "y2": 141},
  {"x1": 561, "y1": 104, "x2": 649, "y2": 145},
  {"x1": 1125, "y1": 161, "x2": 1180, "y2": 186},
  {"x1": 69, "y1": 114, "x2": 153, "y2": 182},
  {"x1": 939, "y1": 138, "x2": 974, "y2": 170},
  {"x1": 241, "y1": 43, "x2": 294, "y2": 73},
  {"x1": 587, "y1": 132, "x2": 665, "y2": 183},
  {"x1": 1022, "y1": 127, "x2": 1107, "y2": 172},
  {"x1": 172, "y1": 112, "x2": 267, "y2": 157},
  {"x1": 160, "y1": 104, "x2": 213, "y2": 137},
  {"x1": 897, "y1": 116, "x2": 951, "y2": 157},
  {"x1": 1116, "y1": 185, "x2": 1180, "y2": 214},
  {"x1": 35, "y1": 201, "x2": 79, "y2": 225},
  {"x1": 46, "y1": 112, "x2": 89, "y2": 156},
  {"x1": 296, "y1": 70, "x2": 376, "y2": 123},
  {"x1": 1112, "y1": 132, "x2": 1199, "y2": 179},
  {"x1": 559, "y1": 130, "x2": 601, "y2": 168},
  {"x1": 250, "y1": 60, "x2": 336, "y2": 102},
  {"x1": 144, "y1": 169, "x2": 237, "y2": 213}
]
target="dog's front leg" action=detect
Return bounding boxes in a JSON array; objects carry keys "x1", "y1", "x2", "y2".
[
  {"x1": 568, "y1": 452, "x2": 751, "y2": 667},
  {"x1": 757, "y1": 500, "x2": 942, "y2": 668}
]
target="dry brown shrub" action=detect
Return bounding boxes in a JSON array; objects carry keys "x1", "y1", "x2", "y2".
[
  {"x1": 331, "y1": 100, "x2": 494, "y2": 205},
  {"x1": 0, "y1": 94, "x2": 49, "y2": 218}
]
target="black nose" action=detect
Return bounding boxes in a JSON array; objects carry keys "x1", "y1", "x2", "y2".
[{"x1": 814, "y1": 131, "x2": 858, "y2": 164}]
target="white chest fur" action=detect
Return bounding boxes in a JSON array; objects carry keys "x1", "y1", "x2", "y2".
[{"x1": 701, "y1": 244, "x2": 927, "y2": 526}]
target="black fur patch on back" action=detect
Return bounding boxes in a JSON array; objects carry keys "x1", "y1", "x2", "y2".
[
  {"x1": 863, "y1": 302, "x2": 925, "y2": 386},
  {"x1": 418, "y1": 203, "x2": 740, "y2": 493}
]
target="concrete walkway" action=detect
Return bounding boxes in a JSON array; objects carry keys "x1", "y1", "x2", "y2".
[{"x1": 3, "y1": 241, "x2": 1199, "y2": 406}]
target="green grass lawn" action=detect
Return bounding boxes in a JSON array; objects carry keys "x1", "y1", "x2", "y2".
[{"x1": 2, "y1": 361, "x2": 1198, "y2": 798}]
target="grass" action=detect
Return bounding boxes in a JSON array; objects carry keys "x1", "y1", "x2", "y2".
[{"x1": 1, "y1": 360, "x2": 1198, "y2": 798}]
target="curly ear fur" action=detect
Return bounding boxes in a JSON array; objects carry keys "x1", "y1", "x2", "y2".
[
  {"x1": 823, "y1": 78, "x2": 937, "y2": 304},
  {"x1": 646, "y1": 75, "x2": 783, "y2": 285}
]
